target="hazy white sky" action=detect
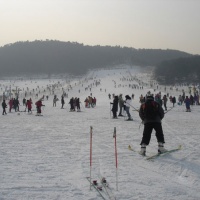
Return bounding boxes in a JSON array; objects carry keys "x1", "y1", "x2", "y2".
[{"x1": 0, "y1": 0, "x2": 200, "y2": 54}]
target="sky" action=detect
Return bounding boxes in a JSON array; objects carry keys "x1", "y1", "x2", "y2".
[{"x1": 0, "y1": 0, "x2": 200, "y2": 54}]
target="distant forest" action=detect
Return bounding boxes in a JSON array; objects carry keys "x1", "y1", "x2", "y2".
[
  {"x1": 0, "y1": 40, "x2": 193, "y2": 79},
  {"x1": 154, "y1": 55, "x2": 200, "y2": 84}
]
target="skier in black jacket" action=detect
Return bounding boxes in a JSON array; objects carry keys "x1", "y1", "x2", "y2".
[
  {"x1": 139, "y1": 95, "x2": 166, "y2": 155},
  {"x1": 110, "y1": 96, "x2": 118, "y2": 118},
  {"x1": 2, "y1": 100, "x2": 7, "y2": 115}
]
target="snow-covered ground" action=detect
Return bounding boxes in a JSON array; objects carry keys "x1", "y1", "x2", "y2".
[{"x1": 0, "y1": 66, "x2": 200, "y2": 200}]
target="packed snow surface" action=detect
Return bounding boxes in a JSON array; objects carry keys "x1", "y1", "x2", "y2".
[{"x1": 0, "y1": 67, "x2": 200, "y2": 200}]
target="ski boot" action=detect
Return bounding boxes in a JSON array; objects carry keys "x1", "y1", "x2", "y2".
[
  {"x1": 139, "y1": 144, "x2": 146, "y2": 156},
  {"x1": 158, "y1": 142, "x2": 167, "y2": 153}
]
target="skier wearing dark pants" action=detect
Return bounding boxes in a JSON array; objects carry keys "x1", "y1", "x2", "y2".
[
  {"x1": 141, "y1": 123, "x2": 164, "y2": 145},
  {"x1": 61, "y1": 95, "x2": 65, "y2": 109},
  {"x1": 2, "y1": 100, "x2": 7, "y2": 115},
  {"x1": 110, "y1": 96, "x2": 118, "y2": 119},
  {"x1": 139, "y1": 95, "x2": 166, "y2": 155}
]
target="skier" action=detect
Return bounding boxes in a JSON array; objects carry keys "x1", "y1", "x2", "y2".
[
  {"x1": 76, "y1": 98, "x2": 81, "y2": 112},
  {"x1": 35, "y1": 99, "x2": 45, "y2": 116},
  {"x1": 124, "y1": 95, "x2": 132, "y2": 120},
  {"x1": 13, "y1": 98, "x2": 20, "y2": 112},
  {"x1": 84, "y1": 97, "x2": 89, "y2": 108},
  {"x1": 184, "y1": 96, "x2": 191, "y2": 112},
  {"x1": 69, "y1": 97, "x2": 75, "y2": 111},
  {"x1": 13, "y1": 98, "x2": 17, "y2": 112},
  {"x1": 172, "y1": 96, "x2": 176, "y2": 107},
  {"x1": 53, "y1": 95, "x2": 57, "y2": 107},
  {"x1": 26, "y1": 99, "x2": 32, "y2": 113},
  {"x1": 110, "y1": 95, "x2": 118, "y2": 119},
  {"x1": 22, "y1": 98, "x2": 26, "y2": 106},
  {"x1": 9, "y1": 98, "x2": 13, "y2": 112},
  {"x1": 88, "y1": 96, "x2": 93, "y2": 108},
  {"x1": 178, "y1": 95, "x2": 183, "y2": 105},
  {"x1": 139, "y1": 95, "x2": 166, "y2": 156},
  {"x1": 93, "y1": 97, "x2": 96, "y2": 107},
  {"x1": 162, "y1": 95, "x2": 168, "y2": 111},
  {"x1": 2, "y1": 99, "x2": 7, "y2": 115},
  {"x1": 118, "y1": 94, "x2": 124, "y2": 117},
  {"x1": 61, "y1": 95, "x2": 65, "y2": 109}
]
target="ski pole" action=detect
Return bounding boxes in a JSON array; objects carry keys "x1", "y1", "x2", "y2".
[
  {"x1": 164, "y1": 106, "x2": 175, "y2": 114},
  {"x1": 90, "y1": 126, "x2": 93, "y2": 190},
  {"x1": 139, "y1": 121, "x2": 143, "y2": 129},
  {"x1": 110, "y1": 103, "x2": 111, "y2": 119},
  {"x1": 113, "y1": 127, "x2": 118, "y2": 191},
  {"x1": 125, "y1": 102, "x2": 139, "y2": 112},
  {"x1": 80, "y1": 102, "x2": 85, "y2": 111}
]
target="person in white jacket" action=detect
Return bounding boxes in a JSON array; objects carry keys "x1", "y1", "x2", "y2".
[{"x1": 124, "y1": 95, "x2": 132, "y2": 120}]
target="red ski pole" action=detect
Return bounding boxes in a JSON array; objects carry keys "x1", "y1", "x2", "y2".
[
  {"x1": 113, "y1": 127, "x2": 118, "y2": 191},
  {"x1": 90, "y1": 126, "x2": 93, "y2": 190}
]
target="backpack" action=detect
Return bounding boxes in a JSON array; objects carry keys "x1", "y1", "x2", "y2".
[{"x1": 142, "y1": 101, "x2": 159, "y2": 119}]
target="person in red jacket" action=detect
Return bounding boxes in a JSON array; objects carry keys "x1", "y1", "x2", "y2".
[
  {"x1": 9, "y1": 98, "x2": 13, "y2": 112},
  {"x1": 35, "y1": 99, "x2": 45, "y2": 115},
  {"x1": 26, "y1": 99, "x2": 32, "y2": 113}
]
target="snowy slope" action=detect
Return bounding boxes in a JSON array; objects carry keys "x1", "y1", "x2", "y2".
[{"x1": 0, "y1": 66, "x2": 200, "y2": 200}]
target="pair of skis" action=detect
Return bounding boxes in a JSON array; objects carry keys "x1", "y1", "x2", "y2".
[
  {"x1": 86, "y1": 177, "x2": 116, "y2": 200},
  {"x1": 128, "y1": 145, "x2": 182, "y2": 160}
]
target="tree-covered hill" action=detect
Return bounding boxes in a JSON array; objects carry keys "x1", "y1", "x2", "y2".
[
  {"x1": 0, "y1": 40, "x2": 192, "y2": 77},
  {"x1": 154, "y1": 55, "x2": 200, "y2": 84}
]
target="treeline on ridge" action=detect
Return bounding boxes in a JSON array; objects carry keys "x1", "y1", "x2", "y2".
[
  {"x1": 0, "y1": 40, "x2": 191, "y2": 77},
  {"x1": 154, "y1": 55, "x2": 200, "y2": 84}
]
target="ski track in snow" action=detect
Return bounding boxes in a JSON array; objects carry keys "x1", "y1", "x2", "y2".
[{"x1": 0, "y1": 67, "x2": 200, "y2": 200}]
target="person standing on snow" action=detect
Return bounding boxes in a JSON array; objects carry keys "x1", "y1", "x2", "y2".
[
  {"x1": 53, "y1": 95, "x2": 57, "y2": 107},
  {"x1": 69, "y1": 97, "x2": 75, "y2": 111},
  {"x1": 172, "y1": 96, "x2": 176, "y2": 107},
  {"x1": 162, "y1": 95, "x2": 168, "y2": 111},
  {"x1": 110, "y1": 95, "x2": 118, "y2": 119},
  {"x1": 35, "y1": 99, "x2": 45, "y2": 116},
  {"x1": 124, "y1": 95, "x2": 132, "y2": 120},
  {"x1": 139, "y1": 95, "x2": 166, "y2": 156},
  {"x1": 61, "y1": 95, "x2": 65, "y2": 109},
  {"x1": 184, "y1": 96, "x2": 191, "y2": 112},
  {"x1": 76, "y1": 98, "x2": 81, "y2": 112},
  {"x1": 2, "y1": 99, "x2": 7, "y2": 115},
  {"x1": 118, "y1": 94, "x2": 124, "y2": 117},
  {"x1": 26, "y1": 99, "x2": 32, "y2": 113},
  {"x1": 9, "y1": 98, "x2": 13, "y2": 112}
]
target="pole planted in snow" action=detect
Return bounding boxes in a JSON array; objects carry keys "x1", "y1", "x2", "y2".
[
  {"x1": 90, "y1": 126, "x2": 93, "y2": 190},
  {"x1": 113, "y1": 127, "x2": 118, "y2": 191}
]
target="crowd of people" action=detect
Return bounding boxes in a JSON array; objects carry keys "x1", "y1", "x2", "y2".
[
  {"x1": 1, "y1": 96, "x2": 44, "y2": 116},
  {"x1": 109, "y1": 87, "x2": 200, "y2": 155}
]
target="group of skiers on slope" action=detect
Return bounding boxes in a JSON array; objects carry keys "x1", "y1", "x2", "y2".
[
  {"x1": 84, "y1": 96, "x2": 96, "y2": 108},
  {"x1": 138, "y1": 91, "x2": 200, "y2": 155},
  {"x1": 53, "y1": 95, "x2": 97, "y2": 111},
  {"x1": 1, "y1": 96, "x2": 45, "y2": 116},
  {"x1": 109, "y1": 92, "x2": 166, "y2": 155},
  {"x1": 110, "y1": 94, "x2": 133, "y2": 121},
  {"x1": 69, "y1": 97, "x2": 81, "y2": 112},
  {"x1": 139, "y1": 90, "x2": 197, "y2": 112},
  {"x1": 52, "y1": 95, "x2": 67, "y2": 109},
  {"x1": 139, "y1": 92, "x2": 176, "y2": 111},
  {"x1": 110, "y1": 90, "x2": 198, "y2": 155}
]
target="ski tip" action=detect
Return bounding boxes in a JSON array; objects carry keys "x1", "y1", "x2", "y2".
[
  {"x1": 178, "y1": 145, "x2": 182, "y2": 149},
  {"x1": 128, "y1": 145, "x2": 132, "y2": 150},
  {"x1": 128, "y1": 145, "x2": 134, "y2": 151}
]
